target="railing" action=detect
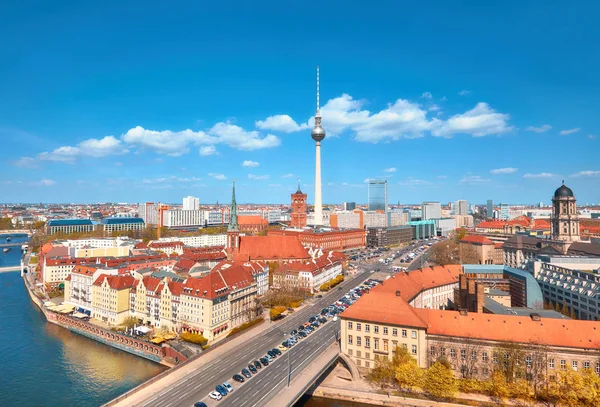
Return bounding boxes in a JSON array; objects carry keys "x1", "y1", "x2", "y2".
[{"x1": 284, "y1": 350, "x2": 339, "y2": 407}]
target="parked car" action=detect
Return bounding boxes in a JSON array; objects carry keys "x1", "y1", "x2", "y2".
[
  {"x1": 209, "y1": 391, "x2": 222, "y2": 401},
  {"x1": 232, "y1": 374, "x2": 245, "y2": 383},
  {"x1": 241, "y1": 368, "x2": 252, "y2": 378},
  {"x1": 194, "y1": 402, "x2": 208, "y2": 407},
  {"x1": 248, "y1": 364, "x2": 257, "y2": 373},
  {"x1": 265, "y1": 353, "x2": 274, "y2": 362},
  {"x1": 278, "y1": 344, "x2": 288, "y2": 352},
  {"x1": 254, "y1": 360, "x2": 262, "y2": 369},
  {"x1": 222, "y1": 382, "x2": 233, "y2": 393},
  {"x1": 259, "y1": 357, "x2": 269, "y2": 366},
  {"x1": 215, "y1": 385, "x2": 228, "y2": 396},
  {"x1": 272, "y1": 348, "x2": 282, "y2": 356}
]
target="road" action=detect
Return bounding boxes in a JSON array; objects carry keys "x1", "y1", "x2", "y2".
[{"x1": 137, "y1": 267, "x2": 376, "y2": 407}]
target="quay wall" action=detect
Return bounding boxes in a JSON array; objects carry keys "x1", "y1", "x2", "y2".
[{"x1": 23, "y1": 275, "x2": 170, "y2": 364}]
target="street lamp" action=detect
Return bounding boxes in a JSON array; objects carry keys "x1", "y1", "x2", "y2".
[{"x1": 283, "y1": 333, "x2": 291, "y2": 387}]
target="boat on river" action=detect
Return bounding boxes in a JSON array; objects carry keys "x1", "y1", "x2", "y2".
[{"x1": 3, "y1": 248, "x2": 10, "y2": 253}]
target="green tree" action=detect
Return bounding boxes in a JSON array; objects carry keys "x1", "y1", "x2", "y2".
[
  {"x1": 423, "y1": 360, "x2": 457, "y2": 400},
  {"x1": 121, "y1": 316, "x2": 138, "y2": 330}
]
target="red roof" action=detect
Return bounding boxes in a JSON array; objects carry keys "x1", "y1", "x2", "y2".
[
  {"x1": 237, "y1": 235, "x2": 309, "y2": 261},
  {"x1": 375, "y1": 265, "x2": 461, "y2": 302},
  {"x1": 148, "y1": 241, "x2": 184, "y2": 248},
  {"x1": 460, "y1": 235, "x2": 495, "y2": 245},
  {"x1": 507, "y1": 216, "x2": 531, "y2": 227},
  {"x1": 476, "y1": 220, "x2": 507, "y2": 229},
  {"x1": 238, "y1": 215, "x2": 268, "y2": 225},
  {"x1": 92, "y1": 274, "x2": 136, "y2": 290}
]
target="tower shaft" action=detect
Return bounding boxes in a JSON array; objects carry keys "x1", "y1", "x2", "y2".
[{"x1": 314, "y1": 141, "x2": 322, "y2": 226}]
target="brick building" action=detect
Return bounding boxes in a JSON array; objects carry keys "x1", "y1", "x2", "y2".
[
  {"x1": 268, "y1": 228, "x2": 365, "y2": 251},
  {"x1": 290, "y1": 182, "x2": 307, "y2": 228},
  {"x1": 459, "y1": 235, "x2": 503, "y2": 265}
]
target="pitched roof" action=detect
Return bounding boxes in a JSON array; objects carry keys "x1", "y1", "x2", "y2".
[
  {"x1": 460, "y1": 235, "x2": 495, "y2": 245},
  {"x1": 476, "y1": 220, "x2": 507, "y2": 229},
  {"x1": 567, "y1": 242, "x2": 600, "y2": 257},
  {"x1": 502, "y1": 235, "x2": 542, "y2": 250},
  {"x1": 238, "y1": 215, "x2": 268, "y2": 225},
  {"x1": 375, "y1": 265, "x2": 462, "y2": 302},
  {"x1": 237, "y1": 235, "x2": 309, "y2": 261},
  {"x1": 93, "y1": 274, "x2": 136, "y2": 290}
]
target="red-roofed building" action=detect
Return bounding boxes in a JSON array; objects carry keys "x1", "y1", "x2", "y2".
[
  {"x1": 237, "y1": 215, "x2": 269, "y2": 234},
  {"x1": 272, "y1": 250, "x2": 344, "y2": 293},
  {"x1": 268, "y1": 228, "x2": 366, "y2": 251},
  {"x1": 233, "y1": 235, "x2": 311, "y2": 263},
  {"x1": 147, "y1": 241, "x2": 184, "y2": 256},
  {"x1": 459, "y1": 235, "x2": 503, "y2": 265},
  {"x1": 341, "y1": 278, "x2": 600, "y2": 377},
  {"x1": 91, "y1": 274, "x2": 136, "y2": 324}
]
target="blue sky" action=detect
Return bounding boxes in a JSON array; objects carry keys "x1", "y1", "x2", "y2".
[{"x1": 1, "y1": 1, "x2": 599, "y2": 205}]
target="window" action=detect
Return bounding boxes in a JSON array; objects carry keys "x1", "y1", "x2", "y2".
[
  {"x1": 357, "y1": 336, "x2": 361, "y2": 346},
  {"x1": 450, "y1": 348, "x2": 456, "y2": 358},
  {"x1": 411, "y1": 330, "x2": 417, "y2": 339},
  {"x1": 402, "y1": 329, "x2": 407, "y2": 338},
  {"x1": 365, "y1": 352, "x2": 370, "y2": 359},
  {"x1": 471, "y1": 351, "x2": 477, "y2": 361},
  {"x1": 365, "y1": 361, "x2": 370, "y2": 368},
  {"x1": 356, "y1": 350, "x2": 361, "y2": 358},
  {"x1": 460, "y1": 349, "x2": 467, "y2": 361},
  {"x1": 411, "y1": 345, "x2": 417, "y2": 355},
  {"x1": 584, "y1": 361, "x2": 590, "y2": 370},
  {"x1": 365, "y1": 338, "x2": 370, "y2": 348},
  {"x1": 430, "y1": 346, "x2": 436, "y2": 356},
  {"x1": 392, "y1": 328, "x2": 398, "y2": 336},
  {"x1": 374, "y1": 339, "x2": 379, "y2": 350},
  {"x1": 526, "y1": 356, "x2": 532, "y2": 367},
  {"x1": 356, "y1": 323, "x2": 361, "y2": 331},
  {"x1": 549, "y1": 359, "x2": 555, "y2": 369},
  {"x1": 348, "y1": 349, "x2": 353, "y2": 356},
  {"x1": 560, "y1": 360, "x2": 566, "y2": 370},
  {"x1": 596, "y1": 363, "x2": 600, "y2": 374},
  {"x1": 440, "y1": 347, "x2": 446, "y2": 356},
  {"x1": 356, "y1": 359, "x2": 361, "y2": 366},
  {"x1": 482, "y1": 352, "x2": 488, "y2": 362},
  {"x1": 483, "y1": 367, "x2": 489, "y2": 375},
  {"x1": 348, "y1": 335, "x2": 353, "y2": 345},
  {"x1": 383, "y1": 327, "x2": 388, "y2": 335},
  {"x1": 365, "y1": 324, "x2": 370, "y2": 333},
  {"x1": 383, "y1": 341, "x2": 388, "y2": 352},
  {"x1": 572, "y1": 360, "x2": 578, "y2": 371},
  {"x1": 374, "y1": 326, "x2": 379, "y2": 334},
  {"x1": 347, "y1": 322, "x2": 353, "y2": 330},
  {"x1": 493, "y1": 354, "x2": 498, "y2": 364}
]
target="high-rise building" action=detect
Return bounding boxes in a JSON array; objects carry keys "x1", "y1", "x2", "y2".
[
  {"x1": 138, "y1": 202, "x2": 158, "y2": 225},
  {"x1": 422, "y1": 201, "x2": 441, "y2": 220},
  {"x1": 455, "y1": 200, "x2": 468, "y2": 216},
  {"x1": 499, "y1": 203, "x2": 510, "y2": 220},
  {"x1": 182, "y1": 196, "x2": 199, "y2": 211},
  {"x1": 486, "y1": 200, "x2": 493, "y2": 218},
  {"x1": 311, "y1": 66, "x2": 326, "y2": 226},
  {"x1": 368, "y1": 180, "x2": 388, "y2": 212},
  {"x1": 290, "y1": 181, "x2": 307, "y2": 228},
  {"x1": 342, "y1": 202, "x2": 356, "y2": 211}
]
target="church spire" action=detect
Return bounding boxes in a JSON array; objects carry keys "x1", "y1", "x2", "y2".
[
  {"x1": 297, "y1": 179, "x2": 302, "y2": 193},
  {"x1": 228, "y1": 180, "x2": 238, "y2": 231}
]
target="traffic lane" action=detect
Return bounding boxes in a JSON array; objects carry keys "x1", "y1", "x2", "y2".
[
  {"x1": 216, "y1": 322, "x2": 339, "y2": 407},
  {"x1": 141, "y1": 272, "x2": 366, "y2": 407}
]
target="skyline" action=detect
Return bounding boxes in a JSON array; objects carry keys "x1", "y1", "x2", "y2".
[{"x1": 1, "y1": 2, "x2": 600, "y2": 205}]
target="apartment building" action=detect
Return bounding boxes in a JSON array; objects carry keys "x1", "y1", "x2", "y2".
[
  {"x1": 91, "y1": 274, "x2": 136, "y2": 325},
  {"x1": 272, "y1": 251, "x2": 344, "y2": 293},
  {"x1": 159, "y1": 235, "x2": 227, "y2": 248}
]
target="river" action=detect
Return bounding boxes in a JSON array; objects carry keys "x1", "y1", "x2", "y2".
[{"x1": 0, "y1": 234, "x2": 166, "y2": 407}]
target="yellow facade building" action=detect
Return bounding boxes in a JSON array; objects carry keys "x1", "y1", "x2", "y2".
[{"x1": 91, "y1": 274, "x2": 136, "y2": 325}]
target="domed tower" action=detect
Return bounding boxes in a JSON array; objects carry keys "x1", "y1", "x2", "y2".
[
  {"x1": 551, "y1": 181, "x2": 580, "y2": 242},
  {"x1": 311, "y1": 66, "x2": 326, "y2": 226}
]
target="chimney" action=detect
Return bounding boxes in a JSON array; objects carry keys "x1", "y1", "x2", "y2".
[
  {"x1": 459, "y1": 309, "x2": 468, "y2": 316},
  {"x1": 530, "y1": 313, "x2": 541, "y2": 322},
  {"x1": 395, "y1": 290, "x2": 401, "y2": 297}
]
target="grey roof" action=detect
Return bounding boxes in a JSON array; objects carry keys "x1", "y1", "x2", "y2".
[
  {"x1": 567, "y1": 242, "x2": 600, "y2": 257},
  {"x1": 483, "y1": 297, "x2": 569, "y2": 319},
  {"x1": 502, "y1": 235, "x2": 542, "y2": 251},
  {"x1": 554, "y1": 183, "x2": 574, "y2": 198}
]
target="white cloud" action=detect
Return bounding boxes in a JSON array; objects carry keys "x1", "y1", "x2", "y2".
[
  {"x1": 248, "y1": 174, "x2": 269, "y2": 180},
  {"x1": 523, "y1": 173, "x2": 556, "y2": 179},
  {"x1": 383, "y1": 167, "x2": 397, "y2": 173},
  {"x1": 490, "y1": 167, "x2": 518, "y2": 174},
  {"x1": 242, "y1": 160, "x2": 260, "y2": 168},
  {"x1": 437, "y1": 175, "x2": 447, "y2": 179},
  {"x1": 458, "y1": 90, "x2": 471, "y2": 96},
  {"x1": 588, "y1": 134, "x2": 597, "y2": 140},
  {"x1": 199, "y1": 146, "x2": 217, "y2": 156},
  {"x1": 281, "y1": 173, "x2": 295, "y2": 178},
  {"x1": 142, "y1": 176, "x2": 202, "y2": 184},
  {"x1": 35, "y1": 136, "x2": 128, "y2": 164},
  {"x1": 208, "y1": 173, "x2": 227, "y2": 180},
  {"x1": 255, "y1": 115, "x2": 309, "y2": 133},
  {"x1": 459, "y1": 175, "x2": 491, "y2": 184},
  {"x1": 560, "y1": 128, "x2": 580, "y2": 135},
  {"x1": 399, "y1": 178, "x2": 432, "y2": 186},
  {"x1": 525, "y1": 124, "x2": 552, "y2": 133},
  {"x1": 37, "y1": 179, "x2": 56, "y2": 186},
  {"x1": 428, "y1": 104, "x2": 441, "y2": 112},
  {"x1": 570, "y1": 170, "x2": 600, "y2": 177},
  {"x1": 209, "y1": 122, "x2": 281, "y2": 150},
  {"x1": 432, "y1": 103, "x2": 513, "y2": 138},
  {"x1": 421, "y1": 92, "x2": 433, "y2": 99},
  {"x1": 12, "y1": 157, "x2": 38, "y2": 169}
]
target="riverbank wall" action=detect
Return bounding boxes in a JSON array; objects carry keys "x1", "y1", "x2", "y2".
[{"x1": 22, "y1": 274, "x2": 183, "y2": 366}]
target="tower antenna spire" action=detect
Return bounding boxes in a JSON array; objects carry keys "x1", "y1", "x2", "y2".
[{"x1": 316, "y1": 66, "x2": 320, "y2": 116}]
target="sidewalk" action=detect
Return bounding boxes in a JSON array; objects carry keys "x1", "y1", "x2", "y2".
[
  {"x1": 107, "y1": 313, "x2": 275, "y2": 407},
  {"x1": 265, "y1": 343, "x2": 339, "y2": 407}
]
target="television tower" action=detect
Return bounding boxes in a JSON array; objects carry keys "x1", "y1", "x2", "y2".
[{"x1": 311, "y1": 66, "x2": 326, "y2": 226}]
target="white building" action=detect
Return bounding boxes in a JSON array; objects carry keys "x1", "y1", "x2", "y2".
[
  {"x1": 65, "y1": 265, "x2": 121, "y2": 313},
  {"x1": 389, "y1": 211, "x2": 409, "y2": 227},
  {"x1": 159, "y1": 234, "x2": 227, "y2": 248},
  {"x1": 422, "y1": 202, "x2": 441, "y2": 220},
  {"x1": 455, "y1": 200, "x2": 468, "y2": 216},
  {"x1": 333, "y1": 210, "x2": 362, "y2": 229},
  {"x1": 183, "y1": 196, "x2": 200, "y2": 211},
  {"x1": 500, "y1": 203, "x2": 510, "y2": 220},
  {"x1": 163, "y1": 209, "x2": 205, "y2": 228},
  {"x1": 364, "y1": 211, "x2": 388, "y2": 228},
  {"x1": 435, "y1": 218, "x2": 457, "y2": 237},
  {"x1": 138, "y1": 202, "x2": 158, "y2": 225}
]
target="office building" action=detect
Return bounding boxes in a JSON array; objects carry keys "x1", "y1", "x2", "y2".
[
  {"x1": 330, "y1": 210, "x2": 364, "y2": 229},
  {"x1": 368, "y1": 180, "x2": 388, "y2": 212},
  {"x1": 364, "y1": 211, "x2": 388, "y2": 228},
  {"x1": 407, "y1": 220, "x2": 436, "y2": 239},
  {"x1": 455, "y1": 200, "x2": 468, "y2": 216},
  {"x1": 101, "y1": 217, "x2": 145, "y2": 235},
  {"x1": 486, "y1": 200, "x2": 493, "y2": 218},
  {"x1": 183, "y1": 196, "x2": 200, "y2": 211},
  {"x1": 499, "y1": 203, "x2": 510, "y2": 220},
  {"x1": 422, "y1": 202, "x2": 441, "y2": 220},
  {"x1": 367, "y1": 225, "x2": 413, "y2": 247},
  {"x1": 343, "y1": 202, "x2": 356, "y2": 211},
  {"x1": 46, "y1": 219, "x2": 95, "y2": 235}
]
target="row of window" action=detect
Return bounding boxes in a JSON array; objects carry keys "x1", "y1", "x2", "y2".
[
  {"x1": 348, "y1": 336, "x2": 418, "y2": 355},
  {"x1": 347, "y1": 322, "x2": 417, "y2": 338}
]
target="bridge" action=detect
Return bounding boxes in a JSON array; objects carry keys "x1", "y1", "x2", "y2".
[
  {"x1": 0, "y1": 243, "x2": 25, "y2": 248},
  {"x1": 0, "y1": 266, "x2": 22, "y2": 273},
  {"x1": 103, "y1": 268, "x2": 374, "y2": 407},
  {"x1": 0, "y1": 230, "x2": 32, "y2": 237}
]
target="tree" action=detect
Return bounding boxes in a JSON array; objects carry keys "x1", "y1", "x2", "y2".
[
  {"x1": 455, "y1": 337, "x2": 484, "y2": 379},
  {"x1": 368, "y1": 357, "x2": 395, "y2": 391},
  {"x1": 423, "y1": 360, "x2": 457, "y2": 400},
  {"x1": 487, "y1": 370, "x2": 510, "y2": 405},
  {"x1": 121, "y1": 316, "x2": 138, "y2": 330},
  {"x1": 524, "y1": 340, "x2": 552, "y2": 398},
  {"x1": 395, "y1": 357, "x2": 423, "y2": 393},
  {"x1": 429, "y1": 240, "x2": 460, "y2": 266},
  {"x1": 494, "y1": 343, "x2": 525, "y2": 383}
]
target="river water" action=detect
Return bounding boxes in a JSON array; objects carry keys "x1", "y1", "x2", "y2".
[
  {"x1": 0, "y1": 234, "x2": 166, "y2": 407},
  {"x1": 295, "y1": 396, "x2": 374, "y2": 407}
]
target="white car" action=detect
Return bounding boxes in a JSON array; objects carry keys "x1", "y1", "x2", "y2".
[
  {"x1": 209, "y1": 391, "x2": 222, "y2": 401},
  {"x1": 332, "y1": 315, "x2": 339, "y2": 322},
  {"x1": 223, "y1": 382, "x2": 233, "y2": 393}
]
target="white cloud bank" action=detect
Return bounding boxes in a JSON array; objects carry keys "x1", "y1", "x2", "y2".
[{"x1": 490, "y1": 167, "x2": 518, "y2": 174}]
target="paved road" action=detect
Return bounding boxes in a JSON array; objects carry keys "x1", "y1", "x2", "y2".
[{"x1": 138, "y1": 268, "x2": 375, "y2": 407}]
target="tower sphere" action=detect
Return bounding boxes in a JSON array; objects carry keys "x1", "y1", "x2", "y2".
[{"x1": 311, "y1": 125, "x2": 326, "y2": 142}]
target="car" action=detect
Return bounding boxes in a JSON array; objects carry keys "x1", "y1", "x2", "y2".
[
  {"x1": 320, "y1": 308, "x2": 328, "y2": 315},
  {"x1": 309, "y1": 316, "x2": 316, "y2": 323},
  {"x1": 298, "y1": 325, "x2": 305, "y2": 331},
  {"x1": 222, "y1": 382, "x2": 233, "y2": 393},
  {"x1": 316, "y1": 294, "x2": 323, "y2": 298},
  {"x1": 298, "y1": 331, "x2": 307, "y2": 338},
  {"x1": 215, "y1": 385, "x2": 228, "y2": 396},
  {"x1": 232, "y1": 374, "x2": 245, "y2": 383},
  {"x1": 241, "y1": 368, "x2": 252, "y2": 378},
  {"x1": 254, "y1": 360, "x2": 262, "y2": 369},
  {"x1": 248, "y1": 364, "x2": 257, "y2": 373},
  {"x1": 259, "y1": 357, "x2": 269, "y2": 366},
  {"x1": 291, "y1": 329, "x2": 298, "y2": 335},
  {"x1": 333, "y1": 315, "x2": 338, "y2": 322},
  {"x1": 194, "y1": 402, "x2": 208, "y2": 407},
  {"x1": 265, "y1": 353, "x2": 274, "y2": 361},
  {"x1": 209, "y1": 391, "x2": 222, "y2": 401},
  {"x1": 272, "y1": 348, "x2": 282, "y2": 356}
]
